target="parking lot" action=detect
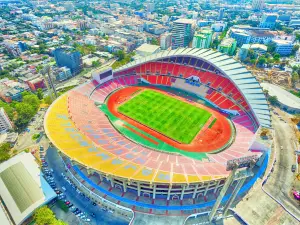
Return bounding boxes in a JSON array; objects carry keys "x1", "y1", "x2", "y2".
[{"x1": 43, "y1": 147, "x2": 128, "y2": 225}]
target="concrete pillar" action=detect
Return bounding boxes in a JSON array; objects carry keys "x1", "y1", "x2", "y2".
[
  {"x1": 137, "y1": 183, "x2": 141, "y2": 196},
  {"x1": 204, "y1": 182, "x2": 210, "y2": 196},
  {"x1": 110, "y1": 177, "x2": 114, "y2": 187},
  {"x1": 122, "y1": 180, "x2": 127, "y2": 192},
  {"x1": 99, "y1": 173, "x2": 103, "y2": 181},
  {"x1": 223, "y1": 177, "x2": 247, "y2": 217},
  {"x1": 153, "y1": 184, "x2": 156, "y2": 199},
  {"x1": 180, "y1": 185, "x2": 186, "y2": 200},
  {"x1": 167, "y1": 185, "x2": 172, "y2": 200},
  {"x1": 213, "y1": 180, "x2": 222, "y2": 194},
  {"x1": 209, "y1": 168, "x2": 237, "y2": 222},
  {"x1": 192, "y1": 184, "x2": 199, "y2": 199},
  {"x1": 87, "y1": 168, "x2": 92, "y2": 175}
]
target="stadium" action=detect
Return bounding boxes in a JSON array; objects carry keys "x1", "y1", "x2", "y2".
[{"x1": 44, "y1": 48, "x2": 271, "y2": 211}]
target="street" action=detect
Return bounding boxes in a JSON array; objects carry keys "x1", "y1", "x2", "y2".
[
  {"x1": 45, "y1": 147, "x2": 128, "y2": 225},
  {"x1": 264, "y1": 111, "x2": 300, "y2": 218}
]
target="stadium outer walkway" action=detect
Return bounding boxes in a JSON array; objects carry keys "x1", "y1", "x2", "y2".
[{"x1": 72, "y1": 150, "x2": 269, "y2": 211}]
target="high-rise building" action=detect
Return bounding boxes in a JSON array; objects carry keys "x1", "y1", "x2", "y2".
[
  {"x1": 0, "y1": 108, "x2": 13, "y2": 133},
  {"x1": 259, "y1": 13, "x2": 278, "y2": 29},
  {"x1": 53, "y1": 48, "x2": 82, "y2": 75},
  {"x1": 171, "y1": 19, "x2": 195, "y2": 49},
  {"x1": 192, "y1": 29, "x2": 213, "y2": 49},
  {"x1": 218, "y1": 38, "x2": 237, "y2": 56},
  {"x1": 218, "y1": 8, "x2": 225, "y2": 20},
  {"x1": 160, "y1": 33, "x2": 172, "y2": 50},
  {"x1": 252, "y1": 0, "x2": 264, "y2": 11}
]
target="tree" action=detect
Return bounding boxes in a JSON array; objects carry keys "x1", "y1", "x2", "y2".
[
  {"x1": 267, "y1": 43, "x2": 276, "y2": 54},
  {"x1": 22, "y1": 94, "x2": 40, "y2": 111},
  {"x1": 37, "y1": 88, "x2": 44, "y2": 100},
  {"x1": 0, "y1": 143, "x2": 11, "y2": 162},
  {"x1": 296, "y1": 33, "x2": 300, "y2": 42},
  {"x1": 92, "y1": 60, "x2": 101, "y2": 67},
  {"x1": 34, "y1": 206, "x2": 56, "y2": 225},
  {"x1": 268, "y1": 96, "x2": 278, "y2": 105},
  {"x1": 292, "y1": 45, "x2": 299, "y2": 55},
  {"x1": 150, "y1": 38, "x2": 159, "y2": 45},
  {"x1": 44, "y1": 96, "x2": 53, "y2": 105},
  {"x1": 258, "y1": 56, "x2": 267, "y2": 65},
  {"x1": 273, "y1": 53, "x2": 280, "y2": 62},
  {"x1": 114, "y1": 50, "x2": 125, "y2": 61},
  {"x1": 292, "y1": 72, "x2": 299, "y2": 84}
]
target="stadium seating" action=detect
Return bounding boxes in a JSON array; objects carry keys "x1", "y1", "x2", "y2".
[{"x1": 89, "y1": 75, "x2": 139, "y2": 103}]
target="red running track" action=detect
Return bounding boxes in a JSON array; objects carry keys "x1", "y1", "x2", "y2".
[{"x1": 107, "y1": 86, "x2": 233, "y2": 153}]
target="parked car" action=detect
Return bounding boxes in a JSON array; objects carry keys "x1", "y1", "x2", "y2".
[{"x1": 292, "y1": 165, "x2": 296, "y2": 172}]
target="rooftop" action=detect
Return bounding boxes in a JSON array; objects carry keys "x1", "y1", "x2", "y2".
[
  {"x1": 261, "y1": 83, "x2": 300, "y2": 109},
  {"x1": 136, "y1": 43, "x2": 160, "y2": 54},
  {"x1": 0, "y1": 152, "x2": 56, "y2": 225},
  {"x1": 273, "y1": 39, "x2": 293, "y2": 45},
  {"x1": 250, "y1": 44, "x2": 267, "y2": 51},
  {"x1": 174, "y1": 18, "x2": 195, "y2": 24}
]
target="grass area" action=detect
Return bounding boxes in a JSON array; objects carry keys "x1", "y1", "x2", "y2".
[
  {"x1": 208, "y1": 118, "x2": 217, "y2": 128},
  {"x1": 118, "y1": 90, "x2": 211, "y2": 144},
  {"x1": 99, "y1": 104, "x2": 207, "y2": 160}
]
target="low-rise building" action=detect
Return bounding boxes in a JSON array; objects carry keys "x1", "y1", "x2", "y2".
[
  {"x1": 136, "y1": 43, "x2": 160, "y2": 57},
  {"x1": 218, "y1": 38, "x2": 237, "y2": 56},
  {"x1": 250, "y1": 44, "x2": 267, "y2": 55},
  {"x1": 259, "y1": 13, "x2": 277, "y2": 29},
  {"x1": 273, "y1": 39, "x2": 294, "y2": 56},
  {"x1": 53, "y1": 66, "x2": 72, "y2": 81},
  {"x1": 229, "y1": 28, "x2": 251, "y2": 47},
  {"x1": 211, "y1": 22, "x2": 227, "y2": 32},
  {"x1": 238, "y1": 44, "x2": 250, "y2": 61},
  {"x1": 160, "y1": 33, "x2": 172, "y2": 50}
]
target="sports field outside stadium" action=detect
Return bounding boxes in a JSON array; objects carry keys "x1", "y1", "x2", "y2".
[{"x1": 118, "y1": 89, "x2": 212, "y2": 144}]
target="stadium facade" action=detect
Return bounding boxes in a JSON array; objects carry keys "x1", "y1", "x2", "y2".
[{"x1": 45, "y1": 48, "x2": 270, "y2": 202}]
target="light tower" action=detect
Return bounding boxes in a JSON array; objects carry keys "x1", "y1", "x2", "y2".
[
  {"x1": 41, "y1": 65, "x2": 58, "y2": 100},
  {"x1": 209, "y1": 155, "x2": 258, "y2": 222}
]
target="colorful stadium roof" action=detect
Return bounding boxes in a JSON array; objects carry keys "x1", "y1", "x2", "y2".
[{"x1": 115, "y1": 48, "x2": 271, "y2": 128}]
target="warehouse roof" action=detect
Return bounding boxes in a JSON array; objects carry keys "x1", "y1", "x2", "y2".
[{"x1": 0, "y1": 152, "x2": 56, "y2": 225}]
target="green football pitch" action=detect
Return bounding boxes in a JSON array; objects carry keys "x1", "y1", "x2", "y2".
[{"x1": 118, "y1": 90, "x2": 212, "y2": 144}]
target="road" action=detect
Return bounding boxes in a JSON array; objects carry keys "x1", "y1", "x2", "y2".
[
  {"x1": 264, "y1": 111, "x2": 300, "y2": 219},
  {"x1": 14, "y1": 109, "x2": 48, "y2": 152},
  {"x1": 233, "y1": 111, "x2": 299, "y2": 225},
  {"x1": 45, "y1": 147, "x2": 128, "y2": 225}
]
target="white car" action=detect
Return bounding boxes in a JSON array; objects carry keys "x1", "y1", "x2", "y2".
[{"x1": 62, "y1": 186, "x2": 66, "y2": 191}]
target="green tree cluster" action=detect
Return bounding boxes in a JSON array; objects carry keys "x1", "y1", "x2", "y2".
[
  {"x1": 150, "y1": 38, "x2": 159, "y2": 45},
  {"x1": 73, "y1": 43, "x2": 96, "y2": 56},
  {"x1": 268, "y1": 96, "x2": 279, "y2": 105},
  {"x1": 34, "y1": 206, "x2": 67, "y2": 225},
  {"x1": 112, "y1": 51, "x2": 135, "y2": 69},
  {"x1": 13, "y1": 92, "x2": 40, "y2": 131},
  {"x1": 92, "y1": 60, "x2": 101, "y2": 68},
  {"x1": 0, "y1": 143, "x2": 11, "y2": 162}
]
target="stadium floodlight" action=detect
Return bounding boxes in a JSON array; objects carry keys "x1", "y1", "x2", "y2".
[
  {"x1": 209, "y1": 156, "x2": 258, "y2": 222},
  {"x1": 41, "y1": 65, "x2": 58, "y2": 100}
]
